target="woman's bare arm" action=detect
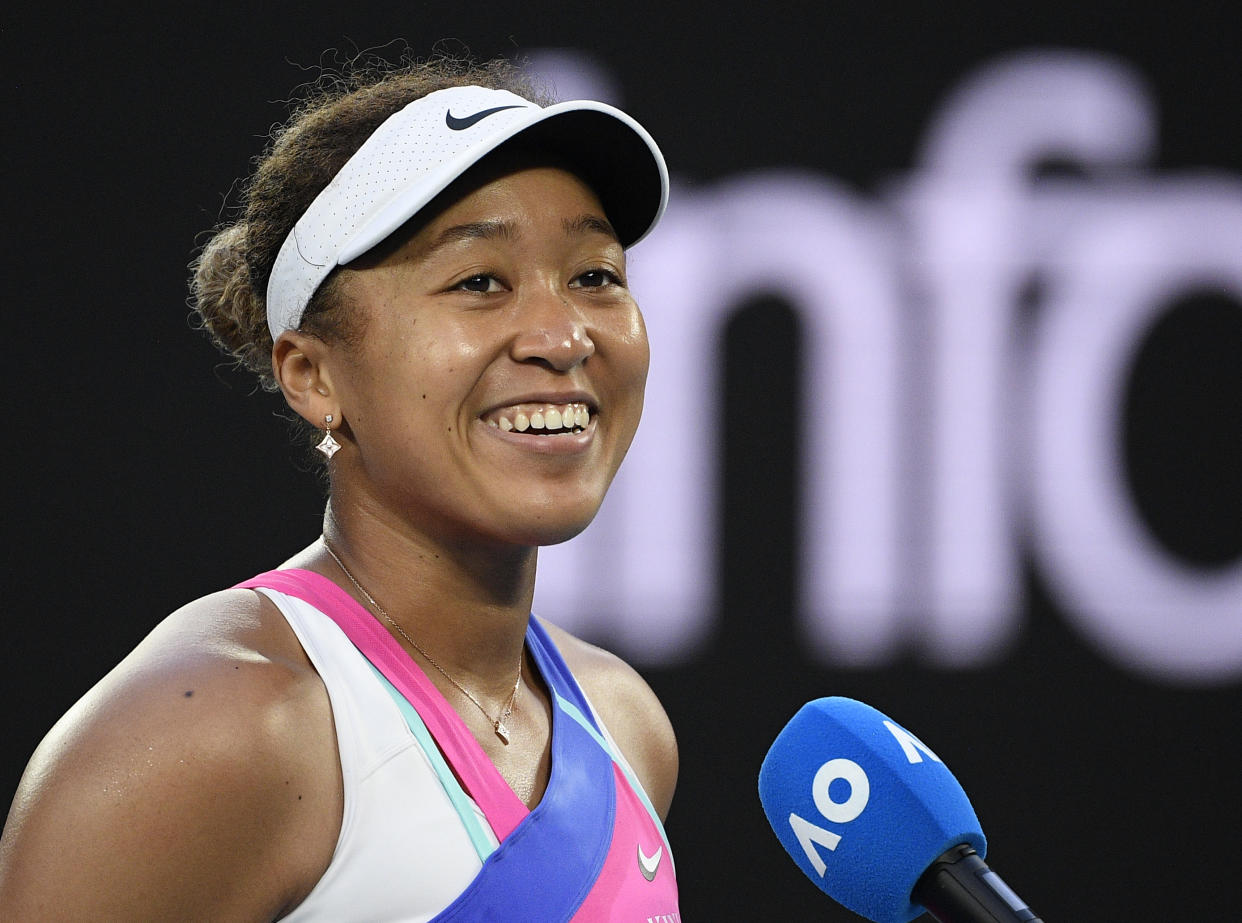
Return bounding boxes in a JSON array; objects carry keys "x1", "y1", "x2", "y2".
[{"x1": 0, "y1": 590, "x2": 341, "y2": 921}]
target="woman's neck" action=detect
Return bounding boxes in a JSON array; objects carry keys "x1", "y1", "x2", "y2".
[{"x1": 306, "y1": 498, "x2": 538, "y2": 695}]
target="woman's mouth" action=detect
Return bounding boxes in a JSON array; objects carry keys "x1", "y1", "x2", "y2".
[{"x1": 481, "y1": 402, "x2": 593, "y2": 435}]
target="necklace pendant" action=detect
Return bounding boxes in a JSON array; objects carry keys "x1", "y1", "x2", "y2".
[{"x1": 494, "y1": 719, "x2": 511, "y2": 744}]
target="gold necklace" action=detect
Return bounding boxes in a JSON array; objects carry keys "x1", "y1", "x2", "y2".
[{"x1": 322, "y1": 538, "x2": 522, "y2": 744}]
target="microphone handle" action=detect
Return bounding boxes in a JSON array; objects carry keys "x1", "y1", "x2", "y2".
[{"x1": 911, "y1": 845, "x2": 1044, "y2": 923}]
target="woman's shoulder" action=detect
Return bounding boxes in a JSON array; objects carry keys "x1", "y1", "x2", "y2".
[
  {"x1": 538, "y1": 620, "x2": 679, "y2": 820},
  {"x1": 0, "y1": 588, "x2": 341, "y2": 920}
]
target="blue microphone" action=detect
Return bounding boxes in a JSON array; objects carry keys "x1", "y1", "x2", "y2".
[{"x1": 758, "y1": 698, "x2": 1041, "y2": 922}]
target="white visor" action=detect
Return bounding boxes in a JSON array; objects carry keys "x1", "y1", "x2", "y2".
[{"x1": 265, "y1": 84, "x2": 669, "y2": 338}]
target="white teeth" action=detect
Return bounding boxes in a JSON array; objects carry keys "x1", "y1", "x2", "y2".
[{"x1": 486, "y1": 403, "x2": 591, "y2": 433}]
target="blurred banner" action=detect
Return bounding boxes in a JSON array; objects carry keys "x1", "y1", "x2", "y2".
[{"x1": 534, "y1": 47, "x2": 1242, "y2": 685}]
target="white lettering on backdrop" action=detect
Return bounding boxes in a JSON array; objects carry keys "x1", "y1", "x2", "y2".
[{"x1": 529, "y1": 49, "x2": 1242, "y2": 684}]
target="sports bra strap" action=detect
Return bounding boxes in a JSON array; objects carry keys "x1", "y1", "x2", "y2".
[{"x1": 239, "y1": 568, "x2": 619, "y2": 921}]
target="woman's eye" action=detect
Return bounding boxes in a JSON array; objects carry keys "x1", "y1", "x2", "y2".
[
  {"x1": 455, "y1": 274, "x2": 501, "y2": 293},
  {"x1": 573, "y1": 269, "x2": 621, "y2": 289}
]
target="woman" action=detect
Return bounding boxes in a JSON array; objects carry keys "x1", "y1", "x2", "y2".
[{"x1": 0, "y1": 58, "x2": 678, "y2": 920}]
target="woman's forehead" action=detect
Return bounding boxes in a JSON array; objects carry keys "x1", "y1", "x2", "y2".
[{"x1": 364, "y1": 165, "x2": 615, "y2": 266}]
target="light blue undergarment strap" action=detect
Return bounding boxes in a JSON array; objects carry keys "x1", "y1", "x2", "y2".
[{"x1": 365, "y1": 661, "x2": 497, "y2": 864}]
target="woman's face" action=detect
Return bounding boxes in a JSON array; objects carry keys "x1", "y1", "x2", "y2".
[{"x1": 328, "y1": 165, "x2": 650, "y2": 548}]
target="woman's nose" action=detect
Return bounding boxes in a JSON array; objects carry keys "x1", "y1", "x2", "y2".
[{"x1": 510, "y1": 290, "x2": 596, "y2": 371}]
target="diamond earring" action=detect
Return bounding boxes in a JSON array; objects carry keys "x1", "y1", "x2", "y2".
[{"x1": 316, "y1": 413, "x2": 341, "y2": 459}]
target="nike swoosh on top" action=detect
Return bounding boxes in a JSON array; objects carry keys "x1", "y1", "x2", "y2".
[
  {"x1": 444, "y1": 105, "x2": 525, "y2": 130},
  {"x1": 637, "y1": 843, "x2": 663, "y2": 881}
]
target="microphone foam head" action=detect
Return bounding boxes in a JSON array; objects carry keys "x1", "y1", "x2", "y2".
[{"x1": 758, "y1": 697, "x2": 986, "y2": 923}]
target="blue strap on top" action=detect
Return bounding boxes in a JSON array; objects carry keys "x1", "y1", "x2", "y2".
[{"x1": 427, "y1": 617, "x2": 617, "y2": 923}]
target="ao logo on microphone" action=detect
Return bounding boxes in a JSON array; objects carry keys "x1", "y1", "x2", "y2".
[
  {"x1": 788, "y1": 721, "x2": 941, "y2": 876},
  {"x1": 761, "y1": 700, "x2": 991, "y2": 921}
]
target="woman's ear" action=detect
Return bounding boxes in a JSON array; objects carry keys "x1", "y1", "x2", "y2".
[{"x1": 272, "y1": 331, "x2": 339, "y2": 428}]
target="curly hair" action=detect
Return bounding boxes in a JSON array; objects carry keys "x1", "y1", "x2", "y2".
[{"x1": 190, "y1": 53, "x2": 548, "y2": 393}]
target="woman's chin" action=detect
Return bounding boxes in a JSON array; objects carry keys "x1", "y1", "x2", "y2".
[{"x1": 488, "y1": 504, "x2": 603, "y2": 549}]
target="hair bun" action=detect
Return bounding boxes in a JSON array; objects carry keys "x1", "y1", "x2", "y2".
[{"x1": 191, "y1": 223, "x2": 278, "y2": 389}]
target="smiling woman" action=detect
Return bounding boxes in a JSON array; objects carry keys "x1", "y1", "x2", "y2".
[
  {"x1": 322, "y1": 160, "x2": 652, "y2": 552},
  {"x1": 0, "y1": 56, "x2": 678, "y2": 921}
]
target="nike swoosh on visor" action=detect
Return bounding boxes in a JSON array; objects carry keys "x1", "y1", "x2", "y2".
[{"x1": 444, "y1": 105, "x2": 526, "y2": 130}]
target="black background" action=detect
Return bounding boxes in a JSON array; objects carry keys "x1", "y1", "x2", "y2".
[{"x1": 5, "y1": 3, "x2": 1241, "y2": 920}]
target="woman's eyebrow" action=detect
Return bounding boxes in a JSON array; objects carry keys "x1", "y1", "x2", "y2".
[
  {"x1": 563, "y1": 214, "x2": 619, "y2": 241},
  {"x1": 419, "y1": 213, "x2": 618, "y2": 260},
  {"x1": 426, "y1": 219, "x2": 518, "y2": 254}
]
